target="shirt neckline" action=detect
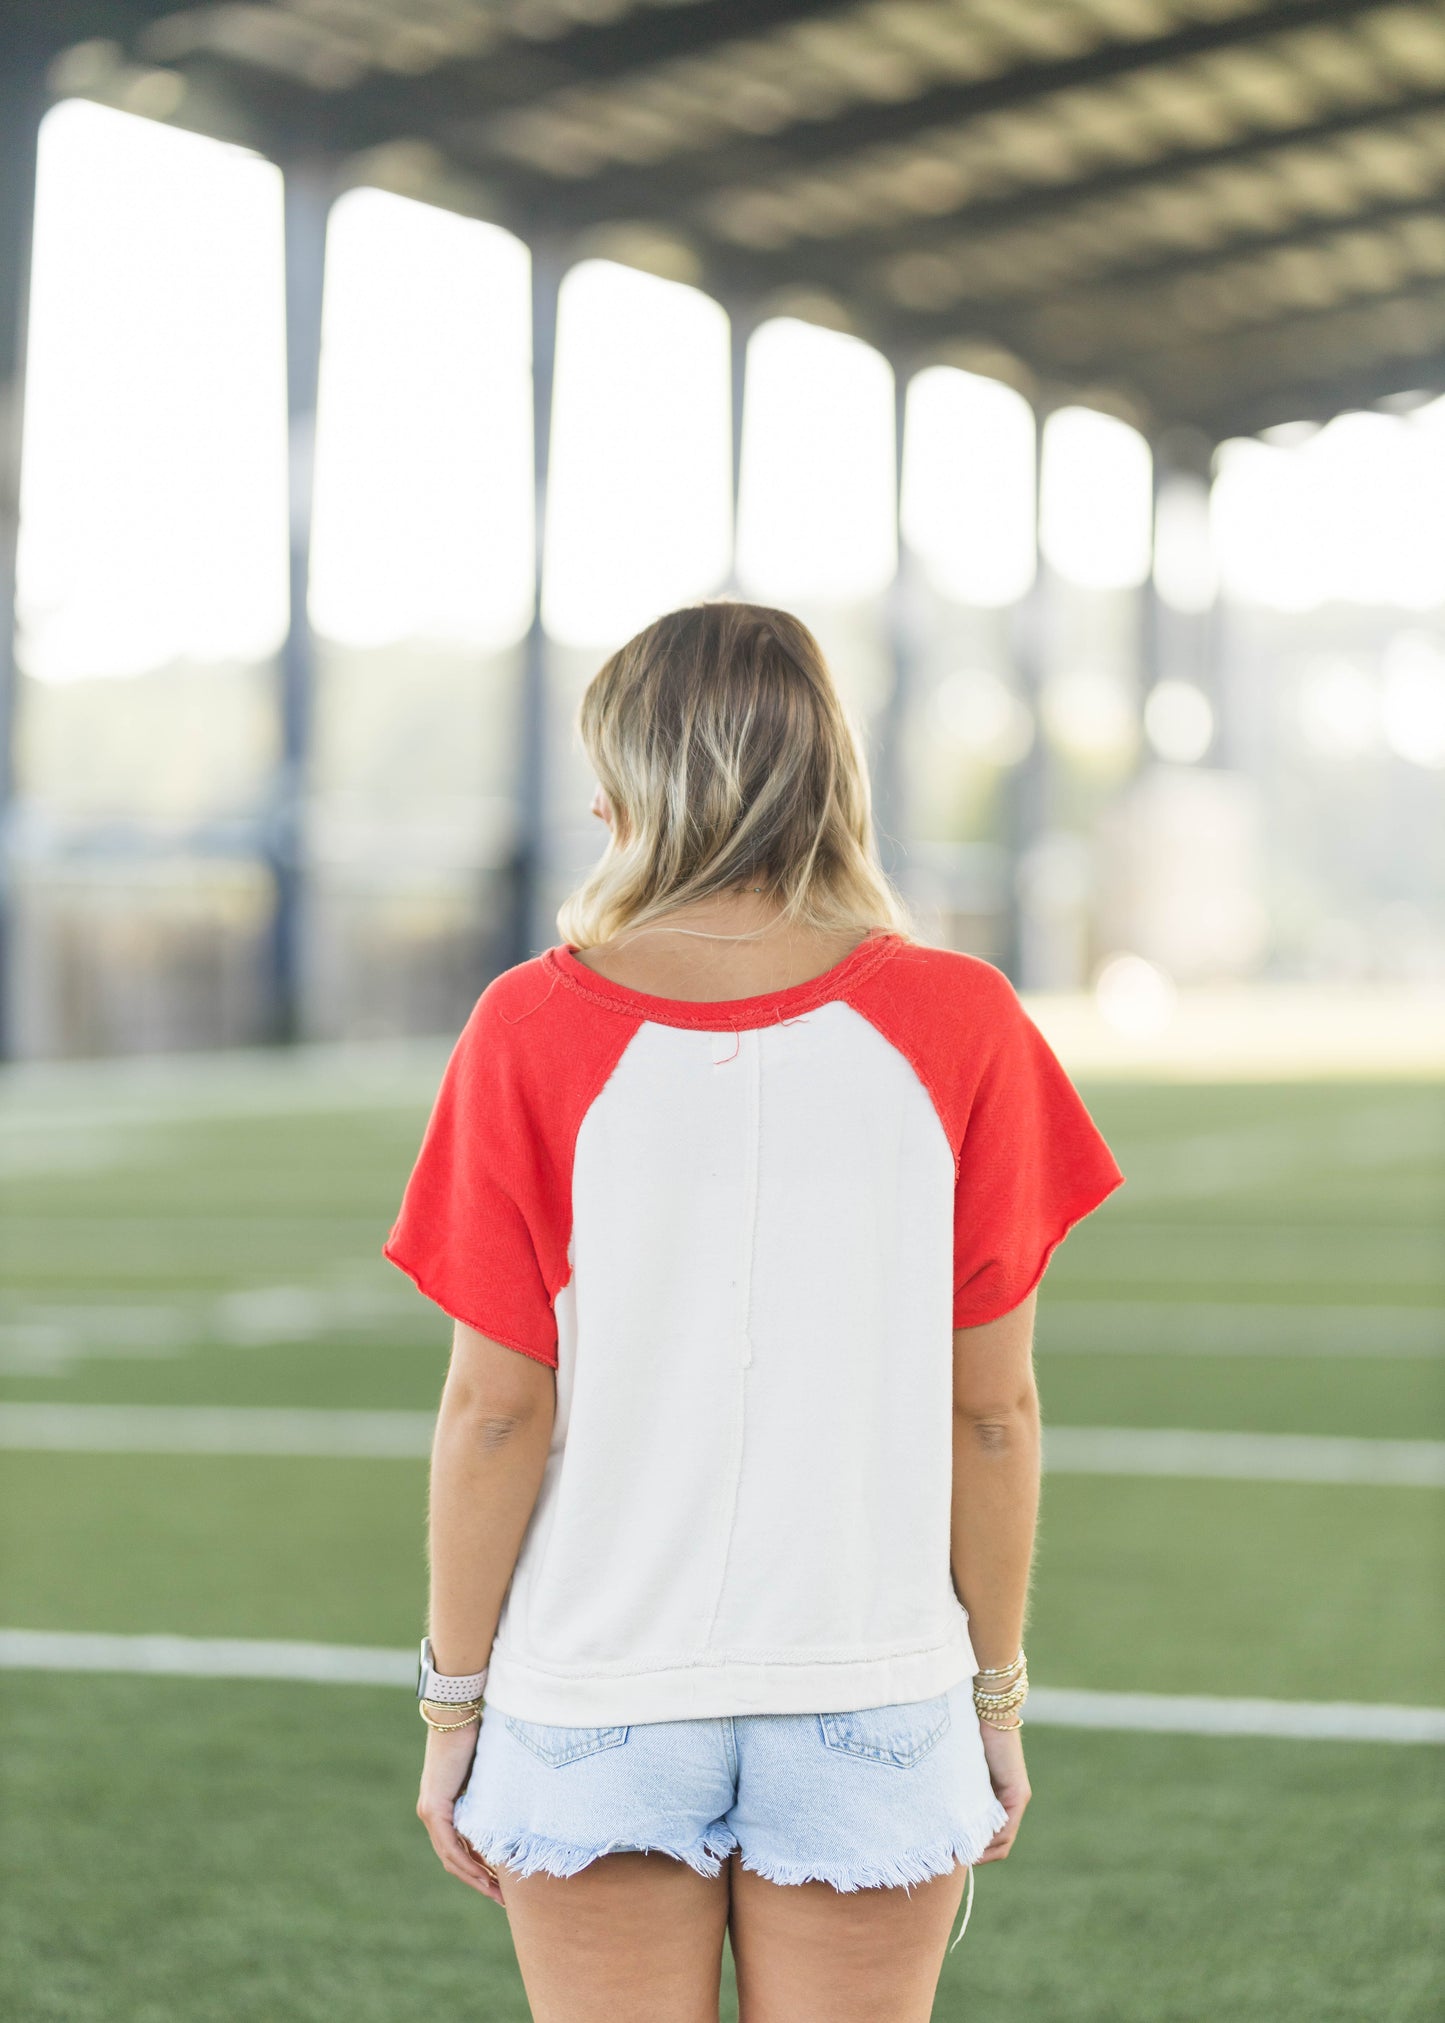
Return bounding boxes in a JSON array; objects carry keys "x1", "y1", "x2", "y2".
[{"x1": 544, "y1": 927, "x2": 903, "y2": 1029}]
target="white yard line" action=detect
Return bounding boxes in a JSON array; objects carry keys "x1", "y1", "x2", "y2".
[
  {"x1": 4, "y1": 1295, "x2": 1436, "y2": 1380},
  {"x1": 1042, "y1": 1425, "x2": 1445, "y2": 1487},
  {"x1": 0, "y1": 1276, "x2": 422, "y2": 1377},
  {"x1": 0, "y1": 1629, "x2": 1438, "y2": 1744},
  {"x1": 1098, "y1": 1100, "x2": 1444, "y2": 1203},
  {"x1": 1025, "y1": 1688, "x2": 1445, "y2": 1745},
  {"x1": 0, "y1": 1629, "x2": 413, "y2": 1687},
  {"x1": 3, "y1": 1403, "x2": 1443, "y2": 1486},
  {"x1": 1037, "y1": 1301, "x2": 1444, "y2": 1358},
  {"x1": 0, "y1": 1402, "x2": 436, "y2": 1457}
]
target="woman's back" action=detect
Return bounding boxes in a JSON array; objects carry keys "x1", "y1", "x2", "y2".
[
  {"x1": 384, "y1": 912, "x2": 1122, "y2": 1726},
  {"x1": 398, "y1": 601, "x2": 1127, "y2": 2012}
]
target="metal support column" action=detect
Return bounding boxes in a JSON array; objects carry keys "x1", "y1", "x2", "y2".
[
  {"x1": 724, "y1": 297, "x2": 752, "y2": 594},
  {"x1": 1152, "y1": 427, "x2": 1224, "y2": 764},
  {"x1": 509, "y1": 238, "x2": 564, "y2": 969},
  {"x1": 268, "y1": 159, "x2": 330, "y2": 1045},
  {"x1": 874, "y1": 358, "x2": 916, "y2": 888},
  {"x1": 1139, "y1": 442, "x2": 1165, "y2": 764},
  {"x1": 1000, "y1": 400, "x2": 1052, "y2": 987},
  {"x1": 0, "y1": 61, "x2": 44, "y2": 1061}
]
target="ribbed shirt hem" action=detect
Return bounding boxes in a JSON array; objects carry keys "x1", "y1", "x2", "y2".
[{"x1": 482, "y1": 1623, "x2": 980, "y2": 1726}]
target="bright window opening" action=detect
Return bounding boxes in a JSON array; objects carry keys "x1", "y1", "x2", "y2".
[
  {"x1": 1212, "y1": 411, "x2": 1445, "y2": 612},
  {"x1": 309, "y1": 188, "x2": 534, "y2": 651},
  {"x1": 1039, "y1": 406, "x2": 1152, "y2": 591},
  {"x1": 1153, "y1": 473, "x2": 1217, "y2": 614},
  {"x1": 16, "y1": 99, "x2": 289, "y2": 682},
  {"x1": 735, "y1": 317, "x2": 896, "y2": 605},
  {"x1": 900, "y1": 367, "x2": 1035, "y2": 606},
  {"x1": 542, "y1": 258, "x2": 732, "y2": 649}
]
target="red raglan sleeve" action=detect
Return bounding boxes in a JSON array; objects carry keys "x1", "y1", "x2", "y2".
[
  {"x1": 952, "y1": 974, "x2": 1125, "y2": 1330},
  {"x1": 382, "y1": 986, "x2": 560, "y2": 1368}
]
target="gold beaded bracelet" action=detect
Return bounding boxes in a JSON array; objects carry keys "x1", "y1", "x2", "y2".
[
  {"x1": 973, "y1": 1663, "x2": 1028, "y2": 1692},
  {"x1": 974, "y1": 1650, "x2": 1026, "y2": 1683},
  {"x1": 974, "y1": 1694, "x2": 1028, "y2": 1721},
  {"x1": 974, "y1": 1692, "x2": 1028, "y2": 1716},
  {"x1": 973, "y1": 1669, "x2": 1028, "y2": 1700},
  {"x1": 973, "y1": 1647, "x2": 1029, "y2": 1732}
]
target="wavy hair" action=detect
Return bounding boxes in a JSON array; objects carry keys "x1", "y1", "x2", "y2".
[{"x1": 555, "y1": 599, "x2": 918, "y2": 951}]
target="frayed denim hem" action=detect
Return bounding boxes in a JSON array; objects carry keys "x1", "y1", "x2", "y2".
[
  {"x1": 736, "y1": 1795, "x2": 1009, "y2": 1895},
  {"x1": 459, "y1": 1823, "x2": 742, "y2": 1882}
]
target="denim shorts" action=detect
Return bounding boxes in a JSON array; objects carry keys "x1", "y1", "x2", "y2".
[{"x1": 454, "y1": 1674, "x2": 1008, "y2": 1912}]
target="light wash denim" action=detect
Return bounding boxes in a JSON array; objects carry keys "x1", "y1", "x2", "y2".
[{"x1": 455, "y1": 1674, "x2": 1008, "y2": 1949}]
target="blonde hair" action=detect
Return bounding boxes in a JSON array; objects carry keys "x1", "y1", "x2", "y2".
[{"x1": 555, "y1": 599, "x2": 919, "y2": 951}]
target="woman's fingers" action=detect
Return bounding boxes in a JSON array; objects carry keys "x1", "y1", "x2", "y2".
[
  {"x1": 417, "y1": 1798, "x2": 507, "y2": 1903},
  {"x1": 439, "y1": 1826, "x2": 505, "y2": 1902},
  {"x1": 976, "y1": 1765, "x2": 1032, "y2": 1862},
  {"x1": 976, "y1": 1824, "x2": 1018, "y2": 1864},
  {"x1": 452, "y1": 1827, "x2": 507, "y2": 1904},
  {"x1": 416, "y1": 1723, "x2": 503, "y2": 1898}
]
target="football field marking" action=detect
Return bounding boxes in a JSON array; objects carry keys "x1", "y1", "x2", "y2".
[
  {"x1": 0, "y1": 1402, "x2": 437, "y2": 1457},
  {"x1": 0, "y1": 1629, "x2": 1439, "y2": 1744},
  {"x1": 1041, "y1": 1424, "x2": 1445, "y2": 1487},
  {"x1": 1038, "y1": 1300, "x2": 1443, "y2": 1358},
  {"x1": 3, "y1": 1403, "x2": 1443, "y2": 1486}
]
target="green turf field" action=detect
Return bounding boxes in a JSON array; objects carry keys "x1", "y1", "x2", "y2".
[{"x1": 1, "y1": 1056, "x2": 1441, "y2": 2020}]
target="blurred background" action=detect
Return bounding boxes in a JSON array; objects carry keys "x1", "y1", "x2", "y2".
[{"x1": 0, "y1": 3, "x2": 1441, "y2": 2020}]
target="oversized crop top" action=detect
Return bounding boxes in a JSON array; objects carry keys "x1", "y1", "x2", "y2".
[{"x1": 383, "y1": 929, "x2": 1126, "y2": 1725}]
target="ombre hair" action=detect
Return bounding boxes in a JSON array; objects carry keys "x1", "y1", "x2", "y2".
[{"x1": 555, "y1": 599, "x2": 919, "y2": 951}]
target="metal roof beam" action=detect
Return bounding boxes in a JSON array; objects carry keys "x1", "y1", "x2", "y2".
[
  {"x1": 903, "y1": 192, "x2": 1445, "y2": 320},
  {"x1": 1065, "y1": 271, "x2": 1445, "y2": 372},
  {"x1": 785, "y1": 89, "x2": 1445, "y2": 290},
  {"x1": 335, "y1": 0, "x2": 845, "y2": 130},
  {"x1": 1194, "y1": 351, "x2": 1445, "y2": 436},
  {"x1": 853, "y1": 199, "x2": 1445, "y2": 387},
  {"x1": 516, "y1": 0, "x2": 1405, "y2": 226},
  {"x1": 1105, "y1": 276, "x2": 1445, "y2": 430}
]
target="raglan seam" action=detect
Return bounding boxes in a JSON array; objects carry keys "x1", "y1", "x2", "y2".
[
  {"x1": 543, "y1": 1011, "x2": 648, "y2": 1304},
  {"x1": 840, "y1": 993, "x2": 968, "y2": 1185}
]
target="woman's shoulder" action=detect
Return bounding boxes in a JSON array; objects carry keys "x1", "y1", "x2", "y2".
[
  {"x1": 859, "y1": 936, "x2": 1022, "y2": 1019},
  {"x1": 449, "y1": 951, "x2": 590, "y2": 1064}
]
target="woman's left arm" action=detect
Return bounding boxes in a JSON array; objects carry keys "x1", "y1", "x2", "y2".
[{"x1": 416, "y1": 1320, "x2": 556, "y2": 1900}]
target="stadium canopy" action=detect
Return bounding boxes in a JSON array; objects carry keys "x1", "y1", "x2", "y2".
[
  {"x1": 4, "y1": 0, "x2": 1445, "y2": 445},
  {"x1": 1, "y1": 0, "x2": 1443, "y2": 1055}
]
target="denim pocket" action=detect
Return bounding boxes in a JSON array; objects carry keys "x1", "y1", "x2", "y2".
[
  {"x1": 502, "y1": 1715, "x2": 631, "y2": 1768},
  {"x1": 819, "y1": 1692, "x2": 952, "y2": 1769}
]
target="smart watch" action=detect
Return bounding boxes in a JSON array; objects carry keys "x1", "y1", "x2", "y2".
[{"x1": 417, "y1": 1634, "x2": 489, "y2": 1706}]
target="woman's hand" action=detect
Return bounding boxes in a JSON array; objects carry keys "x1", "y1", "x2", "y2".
[
  {"x1": 976, "y1": 1723, "x2": 1031, "y2": 1863},
  {"x1": 416, "y1": 1721, "x2": 506, "y2": 1904}
]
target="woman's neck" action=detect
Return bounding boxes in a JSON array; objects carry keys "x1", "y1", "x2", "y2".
[{"x1": 575, "y1": 896, "x2": 869, "y2": 1003}]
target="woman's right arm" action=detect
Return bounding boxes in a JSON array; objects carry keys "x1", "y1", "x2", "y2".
[{"x1": 950, "y1": 1286, "x2": 1041, "y2": 1861}]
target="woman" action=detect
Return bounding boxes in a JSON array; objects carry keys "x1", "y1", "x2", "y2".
[{"x1": 384, "y1": 600, "x2": 1125, "y2": 2022}]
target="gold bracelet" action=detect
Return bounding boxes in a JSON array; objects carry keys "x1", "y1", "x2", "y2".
[
  {"x1": 973, "y1": 1670, "x2": 1029, "y2": 1705},
  {"x1": 974, "y1": 1648, "x2": 1025, "y2": 1681},
  {"x1": 420, "y1": 1702, "x2": 482, "y2": 1733},
  {"x1": 978, "y1": 1710, "x2": 1024, "y2": 1732},
  {"x1": 974, "y1": 1664, "x2": 1028, "y2": 1692},
  {"x1": 973, "y1": 1673, "x2": 1028, "y2": 1701}
]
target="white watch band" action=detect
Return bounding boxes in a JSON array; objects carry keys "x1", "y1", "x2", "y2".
[{"x1": 418, "y1": 1635, "x2": 488, "y2": 1705}]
